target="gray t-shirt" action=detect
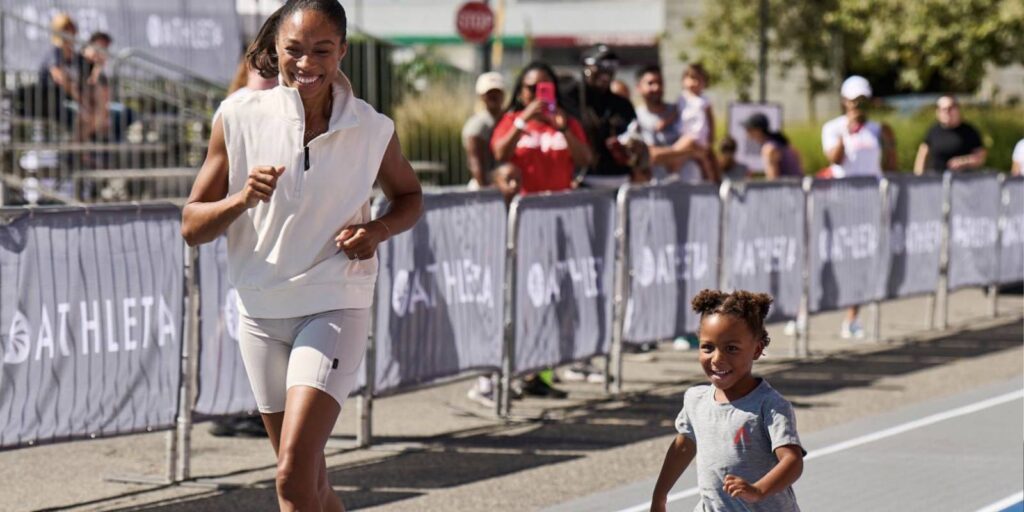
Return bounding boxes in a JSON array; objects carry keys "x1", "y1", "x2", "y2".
[
  {"x1": 461, "y1": 111, "x2": 498, "y2": 184},
  {"x1": 628, "y1": 104, "x2": 703, "y2": 183},
  {"x1": 675, "y1": 379, "x2": 803, "y2": 512}
]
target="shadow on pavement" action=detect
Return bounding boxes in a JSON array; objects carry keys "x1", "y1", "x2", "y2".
[{"x1": 116, "y1": 319, "x2": 1022, "y2": 511}]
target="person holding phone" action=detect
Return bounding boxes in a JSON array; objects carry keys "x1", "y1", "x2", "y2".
[
  {"x1": 818, "y1": 75, "x2": 896, "y2": 340},
  {"x1": 491, "y1": 61, "x2": 591, "y2": 398},
  {"x1": 491, "y1": 61, "x2": 592, "y2": 194}
]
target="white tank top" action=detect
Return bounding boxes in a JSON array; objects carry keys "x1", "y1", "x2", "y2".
[
  {"x1": 219, "y1": 74, "x2": 395, "y2": 318},
  {"x1": 822, "y1": 115, "x2": 883, "y2": 178}
]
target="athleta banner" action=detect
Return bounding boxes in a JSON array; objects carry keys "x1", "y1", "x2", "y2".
[
  {"x1": 193, "y1": 237, "x2": 256, "y2": 418},
  {"x1": 882, "y1": 174, "x2": 944, "y2": 299},
  {"x1": 808, "y1": 177, "x2": 885, "y2": 312},
  {"x1": 998, "y1": 176, "x2": 1024, "y2": 284},
  {"x1": 0, "y1": 205, "x2": 183, "y2": 449},
  {"x1": 947, "y1": 173, "x2": 1000, "y2": 290},
  {"x1": 2, "y1": 0, "x2": 241, "y2": 83},
  {"x1": 623, "y1": 183, "x2": 721, "y2": 343},
  {"x1": 722, "y1": 181, "x2": 804, "y2": 321},
  {"x1": 373, "y1": 191, "x2": 506, "y2": 394},
  {"x1": 512, "y1": 191, "x2": 616, "y2": 375}
]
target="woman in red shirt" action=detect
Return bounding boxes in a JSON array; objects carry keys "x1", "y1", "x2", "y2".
[{"x1": 492, "y1": 62, "x2": 592, "y2": 194}]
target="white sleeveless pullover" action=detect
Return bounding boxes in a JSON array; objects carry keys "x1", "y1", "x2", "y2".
[{"x1": 219, "y1": 75, "x2": 394, "y2": 318}]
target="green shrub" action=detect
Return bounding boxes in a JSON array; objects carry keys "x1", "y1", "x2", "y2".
[{"x1": 392, "y1": 84, "x2": 474, "y2": 186}]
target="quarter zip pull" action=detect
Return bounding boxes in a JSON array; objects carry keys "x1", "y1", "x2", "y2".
[{"x1": 304, "y1": 146, "x2": 310, "y2": 171}]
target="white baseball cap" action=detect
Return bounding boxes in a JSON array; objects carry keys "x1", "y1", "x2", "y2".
[
  {"x1": 841, "y1": 75, "x2": 872, "y2": 100},
  {"x1": 475, "y1": 72, "x2": 505, "y2": 95}
]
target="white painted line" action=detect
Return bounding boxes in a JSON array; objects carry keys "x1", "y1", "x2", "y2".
[
  {"x1": 616, "y1": 389, "x2": 1024, "y2": 512},
  {"x1": 974, "y1": 491, "x2": 1024, "y2": 512}
]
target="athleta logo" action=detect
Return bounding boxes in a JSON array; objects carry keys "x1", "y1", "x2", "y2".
[
  {"x1": 3, "y1": 296, "x2": 178, "y2": 365},
  {"x1": 733, "y1": 426, "x2": 751, "y2": 448}
]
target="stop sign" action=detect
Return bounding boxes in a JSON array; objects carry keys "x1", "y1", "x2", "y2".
[{"x1": 455, "y1": 1, "x2": 494, "y2": 44}]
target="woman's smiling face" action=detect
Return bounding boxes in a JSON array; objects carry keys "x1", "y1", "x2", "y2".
[{"x1": 275, "y1": 9, "x2": 347, "y2": 97}]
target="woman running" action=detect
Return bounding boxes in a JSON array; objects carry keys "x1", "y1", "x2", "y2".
[{"x1": 181, "y1": 1, "x2": 422, "y2": 509}]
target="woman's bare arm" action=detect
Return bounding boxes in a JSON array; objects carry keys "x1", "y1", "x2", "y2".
[
  {"x1": 181, "y1": 117, "x2": 282, "y2": 246},
  {"x1": 336, "y1": 132, "x2": 423, "y2": 258}
]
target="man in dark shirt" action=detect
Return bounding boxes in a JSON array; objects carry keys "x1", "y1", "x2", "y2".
[
  {"x1": 914, "y1": 95, "x2": 986, "y2": 173},
  {"x1": 567, "y1": 44, "x2": 640, "y2": 189}
]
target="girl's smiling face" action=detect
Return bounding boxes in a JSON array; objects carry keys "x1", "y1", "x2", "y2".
[{"x1": 698, "y1": 313, "x2": 764, "y2": 400}]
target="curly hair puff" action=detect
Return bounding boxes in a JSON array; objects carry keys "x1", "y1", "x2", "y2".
[{"x1": 691, "y1": 289, "x2": 773, "y2": 347}]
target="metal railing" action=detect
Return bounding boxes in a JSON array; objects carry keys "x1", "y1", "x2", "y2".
[
  {"x1": 0, "y1": 9, "x2": 486, "y2": 206},
  {"x1": 0, "y1": 8, "x2": 223, "y2": 206}
]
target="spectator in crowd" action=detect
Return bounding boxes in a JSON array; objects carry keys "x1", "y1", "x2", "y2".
[
  {"x1": 626, "y1": 64, "x2": 698, "y2": 183},
  {"x1": 573, "y1": 44, "x2": 641, "y2": 189},
  {"x1": 743, "y1": 112, "x2": 803, "y2": 180},
  {"x1": 673, "y1": 63, "x2": 718, "y2": 182},
  {"x1": 461, "y1": 71, "x2": 509, "y2": 406},
  {"x1": 80, "y1": 32, "x2": 112, "y2": 140},
  {"x1": 492, "y1": 61, "x2": 591, "y2": 194},
  {"x1": 821, "y1": 75, "x2": 897, "y2": 178},
  {"x1": 490, "y1": 162, "x2": 521, "y2": 203},
  {"x1": 39, "y1": 13, "x2": 88, "y2": 138},
  {"x1": 1013, "y1": 138, "x2": 1024, "y2": 176},
  {"x1": 465, "y1": 160, "x2": 521, "y2": 408},
  {"x1": 491, "y1": 61, "x2": 591, "y2": 397},
  {"x1": 463, "y1": 72, "x2": 506, "y2": 189},
  {"x1": 610, "y1": 79, "x2": 631, "y2": 100},
  {"x1": 914, "y1": 95, "x2": 986, "y2": 174},
  {"x1": 819, "y1": 75, "x2": 896, "y2": 339},
  {"x1": 718, "y1": 136, "x2": 748, "y2": 182}
]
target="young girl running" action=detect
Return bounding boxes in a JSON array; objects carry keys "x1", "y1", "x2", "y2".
[{"x1": 652, "y1": 290, "x2": 804, "y2": 512}]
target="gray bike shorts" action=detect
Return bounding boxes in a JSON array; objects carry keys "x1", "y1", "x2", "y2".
[{"x1": 237, "y1": 308, "x2": 369, "y2": 414}]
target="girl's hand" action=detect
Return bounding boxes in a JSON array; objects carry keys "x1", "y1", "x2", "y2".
[
  {"x1": 723, "y1": 475, "x2": 764, "y2": 503},
  {"x1": 241, "y1": 165, "x2": 285, "y2": 208},
  {"x1": 335, "y1": 220, "x2": 389, "y2": 260}
]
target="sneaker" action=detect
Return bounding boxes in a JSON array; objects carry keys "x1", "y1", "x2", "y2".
[
  {"x1": 565, "y1": 366, "x2": 589, "y2": 382},
  {"x1": 510, "y1": 379, "x2": 524, "y2": 399},
  {"x1": 562, "y1": 365, "x2": 589, "y2": 382},
  {"x1": 840, "y1": 320, "x2": 865, "y2": 339},
  {"x1": 521, "y1": 376, "x2": 569, "y2": 399},
  {"x1": 673, "y1": 335, "x2": 697, "y2": 351},
  {"x1": 586, "y1": 371, "x2": 607, "y2": 384},
  {"x1": 783, "y1": 320, "x2": 797, "y2": 336},
  {"x1": 467, "y1": 386, "x2": 496, "y2": 408},
  {"x1": 209, "y1": 416, "x2": 267, "y2": 438}
]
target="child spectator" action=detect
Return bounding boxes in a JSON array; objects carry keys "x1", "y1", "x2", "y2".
[
  {"x1": 652, "y1": 289, "x2": 805, "y2": 512},
  {"x1": 718, "y1": 136, "x2": 749, "y2": 182},
  {"x1": 668, "y1": 63, "x2": 718, "y2": 182}
]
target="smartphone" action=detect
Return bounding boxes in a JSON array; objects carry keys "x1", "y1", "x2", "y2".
[{"x1": 535, "y1": 81, "x2": 557, "y2": 115}]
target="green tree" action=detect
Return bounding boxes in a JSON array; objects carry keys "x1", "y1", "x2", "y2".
[
  {"x1": 841, "y1": 0, "x2": 1024, "y2": 92},
  {"x1": 686, "y1": 0, "x2": 1024, "y2": 112},
  {"x1": 686, "y1": 0, "x2": 840, "y2": 119},
  {"x1": 684, "y1": 0, "x2": 761, "y2": 101}
]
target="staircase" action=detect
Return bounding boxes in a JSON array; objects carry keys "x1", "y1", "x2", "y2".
[{"x1": 0, "y1": 8, "x2": 225, "y2": 206}]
